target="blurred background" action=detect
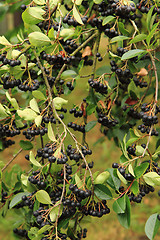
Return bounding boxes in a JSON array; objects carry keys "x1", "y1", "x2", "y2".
[{"x1": 0, "y1": 4, "x2": 160, "y2": 240}]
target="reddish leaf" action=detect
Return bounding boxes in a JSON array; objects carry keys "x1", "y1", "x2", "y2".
[{"x1": 125, "y1": 97, "x2": 138, "y2": 105}]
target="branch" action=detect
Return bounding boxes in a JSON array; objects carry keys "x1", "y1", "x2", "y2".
[
  {"x1": 33, "y1": 50, "x2": 94, "y2": 184},
  {"x1": 2, "y1": 148, "x2": 23, "y2": 172}
]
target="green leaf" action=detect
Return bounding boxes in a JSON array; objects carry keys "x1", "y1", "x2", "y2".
[
  {"x1": 106, "y1": 168, "x2": 121, "y2": 190},
  {"x1": 146, "y1": 22, "x2": 159, "y2": 46},
  {"x1": 73, "y1": 0, "x2": 83, "y2": 5},
  {"x1": 126, "y1": 138, "x2": 138, "y2": 148},
  {"x1": 94, "y1": 184, "x2": 112, "y2": 200},
  {"x1": 75, "y1": 173, "x2": 83, "y2": 189},
  {"x1": 0, "y1": 36, "x2": 12, "y2": 46},
  {"x1": 135, "y1": 145, "x2": 148, "y2": 156},
  {"x1": 110, "y1": 36, "x2": 130, "y2": 43},
  {"x1": 117, "y1": 195, "x2": 131, "y2": 229},
  {"x1": 60, "y1": 29, "x2": 75, "y2": 41},
  {"x1": 35, "y1": 115, "x2": 42, "y2": 127},
  {"x1": 19, "y1": 140, "x2": 33, "y2": 150},
  {"x1": 147, "y1": 6, "x2": 155, "y2": 31},
  {"x1": 129, "y1": 34, "x2": 147, "y2": 44},
  {"x1": 34, "y1": 0, "x2": 46, "y2": 5},
  {"x1": 128, "y1": 164, "x2": 135, "y2": 177},
  {"x1": 53, "y1": 97, "x2": 68, "y2": 110},
  {"x1": 61, "y1": 70, "x2": 77, "y2": 79},
  {"x1": 30, "y1": 98, "x2": 40, "y2": 113},
  {"x1": 48, "y1": 122, "x2": 56, "y2": 142},
  {"x1": 38, "y1": 225, "x2": 52, "y2": 234},
  {"x1": 117, "y1": 169, "x2": 128, "y2": 185},
  {"x1": 17, "y1": 109, "x2": 38, "y2": 121},
  {"x1": 121, "y1": 49, "x2": 146, "y2": 60},
  {"x1": 102, "y1": 16, "x2": 115, "y2": 26},
  {"x1": 22, "y1": 7, "x2": 45, "y2": 25},
  {"x1": 94, "y1": 171, "x2": 110, "y2": 184},
  {"x1": 134, "y1": 162, "x2": 149, "y2": 179},
  {"x1": 113, "y1": 195, "x2": 126, "y2": 214},
  {"x1": 118, "y1": 22, "x2": 129, "y2": 36},
  {"x1": 130, "y1": 180, "x2": 139, "y2": 195},
  {"x1": 32, "y1": 90, "x2": 46, "y2": 100},
  {"x1": 145, "y1": 213, "x2": 160, "y2": 240},
  {"x1": 29, "y1": 151, "x2": 42, "y2": 167},
  {"x1": 85, "y1": 121, "x2": 97, "y2": 132},
  {"x1": 0, "y1": 103, "x2": 9, "y2": 118},
  {"x1": 9, "y1": 192, "x2": 30, "y2": 209},
  {"x1": 29, "y1": 32, "x2": 51, "y2": 47},
  {"x1": 93, "y1": 0, "x2": 103, "y2": 3},
  {"x1": 152, "y1": 145, "x2": 160, "y2": 160},
  {"x1": 73, "y1": 4, "x2": 83, "y2": 25},
  {"x1": 128, "y1": 80, "x2": 139, "y2": 99},
  {"x1": 36, "y1": 190, "x2": 52, "y2": 205},
  {"x1": 143, "y1": 172, "x2": 160, "y2": 186}
]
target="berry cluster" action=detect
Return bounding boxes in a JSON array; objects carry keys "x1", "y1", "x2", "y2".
[
  {"x1": 82, "y1": 199, "x2": 110, "y2": 217},
  {"x1": 0, "y1": 124, "x2": 21, "y2": 138},
  {"x1": 66, "y1": 144, "x2": 92, "y2": 163},
  {"x1": 23, "y1": 124, "x2": 48, "y2": 139},
  {"x1": 2, "y1": 75, "x2": 21, "y2": 89},
  {"x1": 88, "y1": 78, "x2": 108, "y2": 94},
  {"x1": 98, "y1": 113, "x2": 118, "y2": 128},
  {"x1": 13, "y1": 228, "x2": 29, "y2": 239},
  {"x1": 28, "y1": 171, "x2": 47, "y2": 188},
  {"x1": 67, "y1": 122, "x2": 85, "y2": 133},
  {"x1": 69, "y1": 108, "x2": 83, "y2": 118},
  {"x1": 133, "y1": 76, "x2": 148, "y2": 88}
]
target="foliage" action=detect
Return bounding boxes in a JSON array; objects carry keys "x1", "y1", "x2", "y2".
[{"x1": 0, "y1": 0, "x2": 160, "y2": 240}]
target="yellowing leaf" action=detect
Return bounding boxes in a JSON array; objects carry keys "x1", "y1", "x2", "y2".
[
  {"x1": 48, "y1": 122, "x2": 57, "y2": 142},
  {"x1": 73, "y1": 4, "x2": 83, "y2": 25}
]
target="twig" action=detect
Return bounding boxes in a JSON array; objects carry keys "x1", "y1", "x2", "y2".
[{"x1": 2, "y1": 148, "x2": 23, "y2": 172}]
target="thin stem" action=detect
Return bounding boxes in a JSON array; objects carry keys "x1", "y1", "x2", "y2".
[{"x1": 2, "y1": 148, "x2": 23, "y2": 172}]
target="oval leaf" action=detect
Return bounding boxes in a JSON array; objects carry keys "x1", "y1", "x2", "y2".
[
  {"x1": 121, "y1": 49, "x2": 146, "y2": 60},
  {"x1": 32, "y1": 90, "x2": 46, "y2": 100},
  {"x1": 29, "y1": 32, "x2": 51, "y2": 47},
  {"x1": 30, "y1": 98, "x2": 40, "y2": 113},
  {"x1": 19, "y1": 140, "x2": 33, "y2": 150},
  {"x1": 48, "y1": 122, "x2": 56, "y2": 142},
  {"x1": 36, "y1": 190, "x2": 52, "y2": 205},
  {"x1": 145, "y1": 213, "x2": 160, "y2": 240},
  {"x1": 94, "y1": 184, "x2": 112, "y2": 200}
]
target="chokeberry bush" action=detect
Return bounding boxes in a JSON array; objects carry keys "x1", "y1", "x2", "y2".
[{"x1": 0, "y1": 0, "x2": 160, "y2": 239}]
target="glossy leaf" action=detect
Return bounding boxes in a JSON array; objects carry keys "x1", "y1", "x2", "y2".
[
  {"x1": 145, "y1": 213, "x2": 160, "y2": 240},
  {"x1": 117, "y1": 195, "x2": 131, "y2": 229},
  {"x1": 94, "y1": 184, "x2": 112, "y2": 200},
  {"x1": 9, "y1": 192, "x2": 30, "y2": 209},
  {"x1": 113, "y1": 195, "x2": 126, "y2": 214},
  {"x1": 134, "y1": 162, "x2": 149, "y2": 179}
]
